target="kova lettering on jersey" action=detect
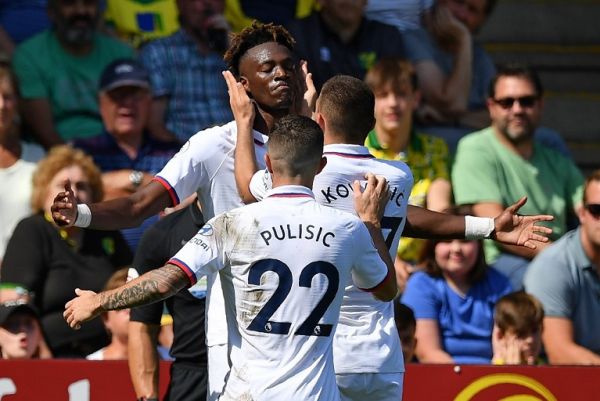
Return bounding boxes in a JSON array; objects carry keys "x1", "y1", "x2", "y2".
[
  {"x1": 321, "y1": 183, "x2": 405, "y2": 206},
  {"x1": 260, "y1": 224, "x2": 335, "y2": 247}
]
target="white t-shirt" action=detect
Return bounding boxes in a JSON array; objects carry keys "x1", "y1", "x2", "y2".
[
  {"x1": 250, "y1": 144, "x2": 414, "y2": 374},
  {"x1": 0, "y1": 142, "x2": 44, "y2": 260},
  {"x1": 154, "y1": 121, "x2": 268, "y2": 346},
  {"x1": 170, "y1": 185, "x2": 389, "y2": 401}
]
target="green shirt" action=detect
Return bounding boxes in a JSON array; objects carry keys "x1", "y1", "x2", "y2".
[
  {"x1": 452, "y1": 127, "x2": 584, "y2": 263},
  {"x1": 13, "y1": 30, "x2": 133, "y2": 141}
]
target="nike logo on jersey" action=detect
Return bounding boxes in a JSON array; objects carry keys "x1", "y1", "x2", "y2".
[{"x1": 260, "y1": 224, "x2": 335, "y2": 247}]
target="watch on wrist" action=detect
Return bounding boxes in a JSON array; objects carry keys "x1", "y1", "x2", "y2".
[{"x1": 129, "y1": 170, "x2": 144, "y2": 188}]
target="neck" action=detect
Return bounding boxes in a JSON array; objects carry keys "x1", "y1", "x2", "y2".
[
  {"x1": 254, "y1": 106, "x2": 288, "y2": 135},
  {"x1": 493, "y1": 126, "x2": 534, "y2": 159},
  {"x1": 114, "y1": 132, "x2": 143, "y2": 159},
  {"x1": 102, "y1": 335, "x2": 129, "y2": 360},
  {"x1": 580, "y1": 228, "x2": 600, "y2": 271},
  {"x1": 321, "y1": 13, "x2": 361, "y2": 43},
  {"x1": 443, "y1": 272, "x2": 471, "y2": 296},
  {"x1": 374, "y1": 119, "x2": 412, "y2": 153},
  {"x1": 56, "y1": 35, "x2": 94, "y2": 56},
  {"x1": 0, "y1": 128, "x2": 21, "y2": 168},
  {"x1": 271, "y1": 174, "x2": 313, "y2": 190},
  {"x1": 324, "y1": 131, "x2": 362, "y2": 146}
]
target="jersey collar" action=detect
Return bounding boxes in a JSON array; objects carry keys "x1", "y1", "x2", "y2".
[
  {"x1": 323, "y1": 143, "x2": 374, "y2": 158},
  {"x1": 266, "y1": 185, "x2": 315, "y2": 199}
]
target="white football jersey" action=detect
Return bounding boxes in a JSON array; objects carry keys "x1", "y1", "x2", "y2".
[
  {"x1": 250, "y1": 144, "x2": 413, "y2": 374},
  {"x1": 153, "y1": 121, "x2": 268, "y2": 346},
  {"x1": 170, "y1": 186, "x2": 389, "y2": 401}
]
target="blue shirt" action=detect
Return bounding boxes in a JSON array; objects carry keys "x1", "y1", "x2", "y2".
[
  {"x1": 402, "y1": 268, "x2": 512, "y2": 364},
  {"x1": 139, "y1": 29, "x2": 232, "y2": 141},
  {"x1": 74, "y1": 130, "x2": 180, "y2": 250}
]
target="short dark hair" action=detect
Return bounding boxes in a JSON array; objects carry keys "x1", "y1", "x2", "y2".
[
  {"x1": 268, "y1": 115, "x2": 324, "y2": 177},
  {"x1": 394, "y1": 302, "x2": 416, "y2": 332},
  {"x1": 494, "y1": 291, "x2": 544, "y2": 337},
  {"x1": 419, "y1": 205, "x2": 488, "y2": 285},
  {"x1": 223, "y1": 21, "x2": 295, "y2": 77},
  {"x1": 365, "y1": 58, "x2": 418, "y2": 93},
  {"x1": 319, "y1": 75, "x2": 375, "y2": 143},
  {"x1": 583, "y1": 169, "x2": 600, "y2": 204},
  {"x1": 488, "y1": 63, "x2": 544, "y2": 99}
]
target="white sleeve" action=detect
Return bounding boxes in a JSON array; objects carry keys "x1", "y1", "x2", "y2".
[
  {"x1": 154, "y1": 127, "x2": 224, "y2": 205},
  {"x1": 249, "y1": 169, "x2": 272, "y2": 201},
  {"x1": 168, "y1": 216, "x2": 226, "y2": 285},
  {"x1": 350, "y1": 221, "x2": 389, "y2": 291}
]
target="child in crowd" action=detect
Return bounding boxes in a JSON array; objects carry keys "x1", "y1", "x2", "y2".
[
  {"x1": 0, "y1": 301, "x2": 45, "y2": 359},
  {"x1": 492, "y1": 291, "x2": 544, "y2": 365},
  {"x1": 86, "y1": 269, "x2": 130, "y2": 360},
  {"x1": 394, "y1": 302, "x2": 417, "y2": 364}
]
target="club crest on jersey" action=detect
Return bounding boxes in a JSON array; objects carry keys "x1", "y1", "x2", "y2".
[{"x1": 198, "y1": 224, "x2": 214, "y2": 236}]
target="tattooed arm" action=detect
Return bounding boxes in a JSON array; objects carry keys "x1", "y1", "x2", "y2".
[{"x1": 64, "y1": 264, "x2": 188, "y2": 329}]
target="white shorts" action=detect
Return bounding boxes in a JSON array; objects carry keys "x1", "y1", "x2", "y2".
[
  {"x1": 207, "y1": 344, "x2": 229, "y2": 401},
  {"x1": 336, "y1": 372, "x2": 404, "y2": 401}
]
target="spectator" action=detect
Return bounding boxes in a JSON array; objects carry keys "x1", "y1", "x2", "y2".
[
  {"x1": 394, "y1": 302, "x2": 417, "y2": 364},
  {"x1": 401, "y1": 0, "x2": 495, "y2": 150},
  {"x1": 104, "y1": 0, "x2": 180, "y2": 48},
  {"x1": 0, "y1": 62, "x2": 44, "y2": 262},
  {"x1": 12, "y1": 0, "x2": 133, "y2": 148},
  {"x1": 365, "y1": 0, "x2": 434, "y2": 32},
  {"x1": 86, "y1": 268, "x2": 130, "y2": 360},
  {"x1": 0, "y1": 145, "x2": 132, "y2": 357},
  {"x1": 0, "y1": 1, "x2": 50, "y2": 58},
  {"x1": 286, "y1": 0, "x2": 406, "y2": 90},
  {"x1": 401, "y1": 206, "x2": 512, "y2": 364},
  {"x1": 128, "y1": 199, "x2": 208, "y2": 401},
  {"x1": 73, "y1": 58, "x2": 180, "y2": 250},
  {"x1": 524, "y1": 170, "x2": 600, "y2": 365},
  {"x1": 452, "y1": 63, "x2": 584, "y2": 290},
  {"x1": 365, "y1": 58, "x2": 451, "y2": 271},
  {"x1": 492, "y1": 291, "x2": 544, "y2": 365},
  {"x1": 0, "y1": 301, "x2": 45, "y2": 359},
  {"x1": 139, "y1": 0, "x2": 232, "y2": 143},
  {"x1": 224, "y1": 0, "x2": 316, "y2": 32}
]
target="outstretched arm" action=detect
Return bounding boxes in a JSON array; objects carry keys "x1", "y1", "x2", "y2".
[
  {"x1": 404, "y1": 197, "x2": 553, "y2": 248},
  {"x1": 64, "y1": 264, "x2": 188, "y2": 329},
  {"x1": 51, "y1": 180, "x2": 172, "y2": 230},
  {"x1": 223, "y1": 70, "x2": 259, "y2": 204}
]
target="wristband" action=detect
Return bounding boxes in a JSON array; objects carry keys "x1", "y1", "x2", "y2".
[
  {"x1": 465, "y1": 215, "x2": 495, "y2": 240},
  {"x1": 74, "y1": 204, "x2": 92, "y2": 228}
]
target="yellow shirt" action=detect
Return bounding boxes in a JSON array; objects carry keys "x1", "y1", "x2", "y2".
[{"x1": 365, "y1": 129, "x2": 450, "y2": 263}]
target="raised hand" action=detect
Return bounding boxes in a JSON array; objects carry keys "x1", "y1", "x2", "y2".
[
  {"x1": 353, "y1": 173, "x2": 390, "y2": 227},
  {"x1": 223, "y1": 70, "x2": 255, "y2": 129},
  {"x1": 292, "y1": 60, "x2": 316, "y2": 118},
  {"x1": 493, "y1": 197, "x2": 554, "y2": 249},
  {"x1": 63, "y1": 288, "x2": 101, "y2": 330},
  {"x1": 50, "y1": 181, "x2": 77, "y2": 227}
]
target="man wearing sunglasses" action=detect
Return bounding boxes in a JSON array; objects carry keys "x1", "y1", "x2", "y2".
[
  {"x1": 524, "y1": 171, "x2": 600, "y2": 365},
  {"x1": 452, "y1": 63, "x2": 584, "y2": 290}
]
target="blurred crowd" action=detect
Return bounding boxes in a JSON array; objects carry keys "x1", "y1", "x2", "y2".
[{"x1": 0, "y1": 0, "x2": 597, "y2": 385}]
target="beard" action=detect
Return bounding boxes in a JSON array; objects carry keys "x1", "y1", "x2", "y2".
[
  {"x1": 498, "y1": 118, "x2": 536, "y2": 144},
  {"x1": 54, "y1": 15, "x2": 97, "y2": 46}
]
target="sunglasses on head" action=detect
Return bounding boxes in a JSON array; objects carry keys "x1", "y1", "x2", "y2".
[
  {"x1": 492, "y1": 95, "x2": 538, "y2": 109},
  {"x1": 585, "y1": 203, "x2": 600, "y2": 217}
]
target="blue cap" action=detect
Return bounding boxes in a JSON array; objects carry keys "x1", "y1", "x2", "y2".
[{"x1": 99, "y1": 58, "x2": 151, "y2": 92}]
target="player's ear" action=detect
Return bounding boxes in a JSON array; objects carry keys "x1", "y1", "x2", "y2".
[
  {"x1": 265, "y1": 153, "x2": 273, "y2": 173},
  {"x1": 316, "y1": 156, "x2": 327, "y2": 175},
  {"x1": 315, "y1": 112, "x2": 326, "y2": 131},
  {"x1": 239, "y1": 75, "x2": 250, "y2": 92}
]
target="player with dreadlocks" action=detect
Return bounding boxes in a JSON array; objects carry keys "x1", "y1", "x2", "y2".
[{"x1": 53, "y1": 22, "x2": 314, "y2": 401}]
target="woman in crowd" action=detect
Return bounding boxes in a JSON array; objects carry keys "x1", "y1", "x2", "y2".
[
  {"x1": 0, "y1": 62, "x2": 44, "y2": 263},
  {"x1": 0, "y1": 145, "x2": 132, "y2": 357},
  {"x1": 401, "y1": 206, "x2": 513, "y2": 363}
]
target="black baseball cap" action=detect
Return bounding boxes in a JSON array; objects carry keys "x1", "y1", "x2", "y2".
[
  {"x1": 99, "y1": 58, "x2": 151, "y2": 92},
  {"x1": 0, "y1": 301, "x2": 39, "y2": 325}
]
